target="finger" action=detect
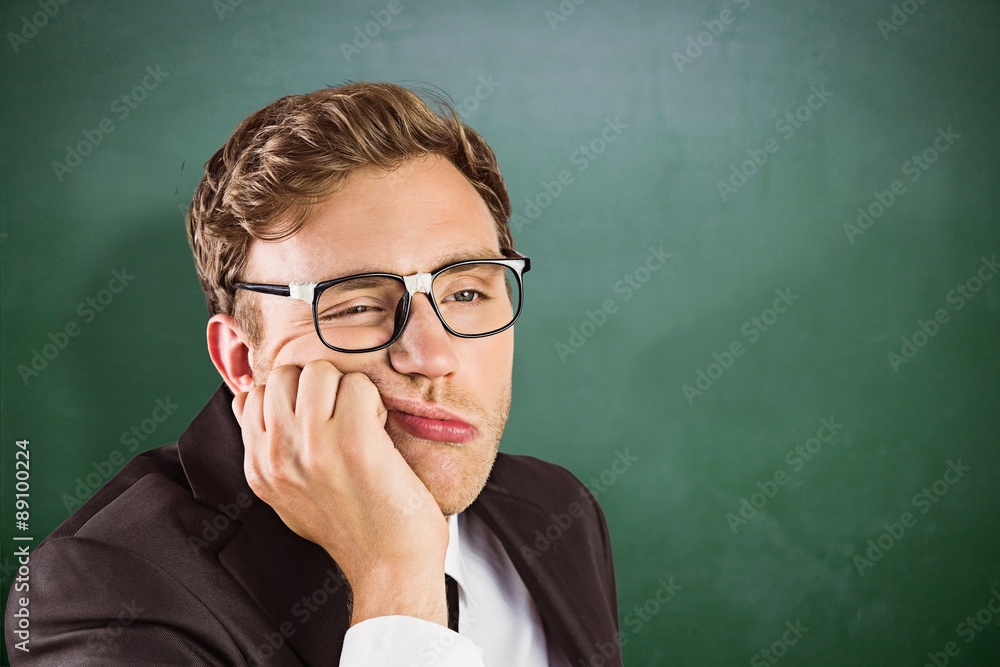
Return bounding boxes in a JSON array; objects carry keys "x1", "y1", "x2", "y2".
[
  {"x1": 296, "y1": 359, "x2": 344, "y2": 423},
  {"x1": 332, "y1": 372, "x2": 390, "y2": 451},
  {"x1": 240, "y1": 386, "x2": 267, "y2": 485},
  {"x1": 242, "y1": 385, "x2": 266, "y2": 435},
  {"x1": 262, "y1": 365, "x2": 301, "y2": 432},
  {"x1": 232, "y1": 391, "x2": 249, "y2": 427},
  {"x1": 376, "y1": 399, "x2": 388, "y2": 428}
]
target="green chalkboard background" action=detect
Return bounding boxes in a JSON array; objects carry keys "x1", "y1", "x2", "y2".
[{"x1": 2, "y1": 0, "x2": 999, "y2": 664}]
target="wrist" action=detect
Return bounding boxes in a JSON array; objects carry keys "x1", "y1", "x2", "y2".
[{"x1": 348, "y1": 562, "x2": 447, "y2": 627}]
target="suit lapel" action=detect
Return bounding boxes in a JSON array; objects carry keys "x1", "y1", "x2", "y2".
[
  {"x1": 217, "y1": 505, "x2": 351, "y2": 665},
  {"x1": 179, "y1": 386, "x2": 352, "y2": 664},
  {"x1": 470, "y1": 474, "x2": 610, "y2": 667}
]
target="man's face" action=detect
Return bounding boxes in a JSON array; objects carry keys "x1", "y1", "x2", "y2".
[{"x1": 242, "y1": 156, "x2": 514, "y2": 516}]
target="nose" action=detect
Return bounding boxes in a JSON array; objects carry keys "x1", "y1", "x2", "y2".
[{"x1": 387, "y1": 293, "x2": 459, "y2": 378}]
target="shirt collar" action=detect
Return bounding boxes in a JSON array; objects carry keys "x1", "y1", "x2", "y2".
[{"x1": 444, "y1": 513, "x2": 474, "y2": 605}]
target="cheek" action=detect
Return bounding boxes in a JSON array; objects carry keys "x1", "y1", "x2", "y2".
[
  {"x1": 271, "y1": 340, "x2": 362, "y2": 370},
  {"x1": 263, "y1": 327, "x2": 391, "y2": 379},
  {"x1": 259, "y1": 320, "x2": 347, "y2": 371},
  {"x1": 271, "y1": 343, "x2": 315, "y2": 368},
  {"x1": 460, "y1": 332, "x2": 513, "y2": 392}
]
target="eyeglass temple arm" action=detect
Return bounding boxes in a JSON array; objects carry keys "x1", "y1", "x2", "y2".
[
  {"x1": 501, "y1": 250, "x2": 531, "y2": 273},
  {"x1": 236, "y1": 282, "x2": 316, "y2": 305}
]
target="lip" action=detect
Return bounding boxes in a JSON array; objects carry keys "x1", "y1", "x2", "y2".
[{"x1": 382, "y1": 396, "x2": 477, "y2": 444}]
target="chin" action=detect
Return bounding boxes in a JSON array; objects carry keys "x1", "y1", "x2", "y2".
[{"x1": 389, "y1": 429, "x2": 499, "y2": 517}]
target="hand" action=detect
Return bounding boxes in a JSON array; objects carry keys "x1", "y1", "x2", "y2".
[{"x1": 233, "y1": 360, "x2": 450, "y2": 626}]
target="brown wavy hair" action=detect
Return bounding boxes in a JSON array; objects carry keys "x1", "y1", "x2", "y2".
[{"x1": 185, "y1": 82, "x2": 512, "y2": 345}]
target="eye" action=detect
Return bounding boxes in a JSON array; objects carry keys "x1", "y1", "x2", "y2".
[
  {"x1": 447, "y1": 289, "x2": 483, "y2": 303},
  {"x1": 318, "y1": 303, "x2": 384, "y2": 322},
  {"x1": 342, "y1": 304, "x2": 376, "y2": 316}
]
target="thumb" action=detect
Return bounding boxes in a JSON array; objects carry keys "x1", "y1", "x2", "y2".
[{"x1": 232, "y1": 391, "x2": 249, "y2": 427}]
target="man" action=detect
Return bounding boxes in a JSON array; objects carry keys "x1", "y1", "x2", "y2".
[{"x1": 5, "y1": 83, "x2": 622, "y2": 665}]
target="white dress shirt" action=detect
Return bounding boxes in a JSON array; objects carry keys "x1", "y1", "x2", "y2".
[{"x1": 339, "y1": 511, "x2": 570, "y2": 666}]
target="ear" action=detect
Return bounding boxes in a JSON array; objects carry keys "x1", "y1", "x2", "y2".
[{"x1": 207, "y1": 314, "x2": 256, "y2": 395}]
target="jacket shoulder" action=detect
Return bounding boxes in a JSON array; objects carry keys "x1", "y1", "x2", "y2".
[
  {"x1": 485, "y1": 452, "x2": 612, "y2": 563},
  {"x1": 52, "y1": 443, "x2": 190, "y2": 541},
  {"x1": 489, "y1": 452, "x2": 597, "y2": 507},
  {"x1": 6, "y1": 534, "x2": 244, "y2": 664},
  {"x1": 5, "y1": 445, "x2": 262, "y2": 664},
  {"x1": 46, "y1": 441, "x2": 255, "y2": 566}
]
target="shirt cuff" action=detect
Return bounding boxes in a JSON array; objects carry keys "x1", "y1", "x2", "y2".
[{"x1": 339, "y1": 615, "x2": 486, "y2": 667}]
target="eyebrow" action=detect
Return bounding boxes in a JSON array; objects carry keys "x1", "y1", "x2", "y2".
[
  {"x1": 323, "y1": 276, "x2": 394, "y2": 290},
  {"x1": 429, "y1": 248, "x2": 506, "y2": 272},
  {"x1": 323, "y1": 247, "x2": 506, "y2": 280}
]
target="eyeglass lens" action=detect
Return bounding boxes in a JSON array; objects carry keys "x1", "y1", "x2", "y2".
[{"x1": 314, "y1": 263, "x2": 521, "y2": 350}]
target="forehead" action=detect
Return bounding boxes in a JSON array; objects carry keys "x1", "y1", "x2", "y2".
[{"x1": 245, "y1": 156, "x2": 501, "y2": 282}]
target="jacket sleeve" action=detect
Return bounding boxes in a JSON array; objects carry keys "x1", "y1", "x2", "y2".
[
  {"x1": 588, "y1": 482, "x2": 620, "y2": 628},
  {"x1": 5, "y1": 536, "x2": 244, "y2": 666}
]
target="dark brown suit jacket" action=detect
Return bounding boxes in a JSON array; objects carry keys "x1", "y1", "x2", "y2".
[{"x1": 5, "y1": 385, "x2": 622, "y2": 665}]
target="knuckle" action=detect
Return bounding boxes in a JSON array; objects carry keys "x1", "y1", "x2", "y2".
[
  {"x1": 303, "y1": 358, "x2": 339, "y2": 375},
  {"x1": 261, "y1": 446, "x2": 288, "y2": 481},
  {"x1": 245, "y1": 384, "x2": 265, "y2": 406},
  {"x1": 339, "y1": 372, "x2": 374, "y2": 396},
  {"x1": 243, "y1": 432, "x2": 289, "y2": 483},
  {"x1": 240, "y1": 423, "x2": 263, "y2": 450},
  {"x1": 269, "y1": 364, "x2": 302, "y2": 383},
  {"x1": 243, "y1": 460, "x2": 264, "y2": 491},
  {"x1": 299, "y1": 359, "x2": 341, "y2": 388}
]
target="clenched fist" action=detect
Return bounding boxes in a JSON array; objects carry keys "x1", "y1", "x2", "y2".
[{"x1": 232, "y1": 359, "x2": 450, "y2": 627}]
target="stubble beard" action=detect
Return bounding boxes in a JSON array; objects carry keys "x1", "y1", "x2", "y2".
[
  {"x1": 250, "y1": 345, "x2": 512, "y2": 516},
  {"x1": 383, "y1": 375, "x2": 511, "y2": 517}
]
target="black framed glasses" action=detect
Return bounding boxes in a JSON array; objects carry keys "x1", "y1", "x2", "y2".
[{"x1": 235, "y1": 253, "x2": 530, "y2": 353}]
